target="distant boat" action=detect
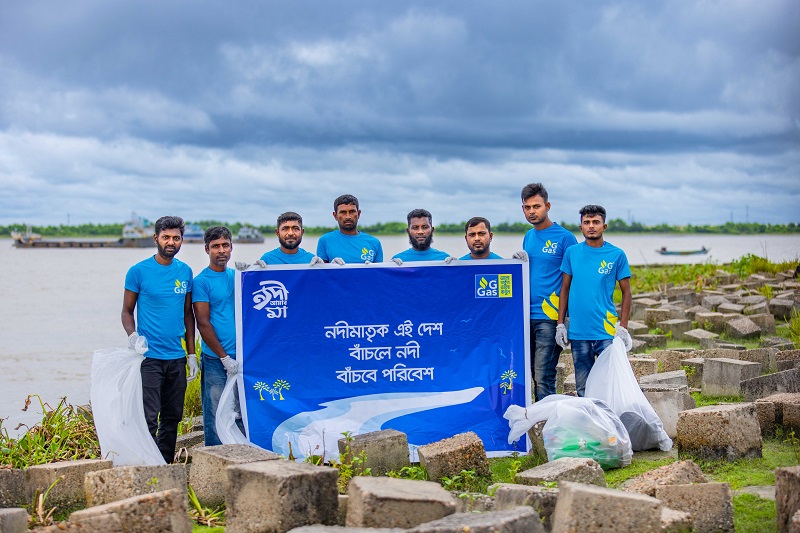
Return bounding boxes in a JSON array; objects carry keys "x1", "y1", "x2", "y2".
[
  {"x1": 235, "y1": 226, "x2": 265, "y2": 244},
  {"x1": 11, "y1": 213, "x2": 155, "y2": 249},
  {"x1": 656, "y1": 246, "x2": 709, "y2": 256},
  {"x1": 183, "y1": 224, "x2": 205, "y2": 244}
]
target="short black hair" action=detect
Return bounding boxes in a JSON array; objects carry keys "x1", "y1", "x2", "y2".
[
  {"x1": 203, "y1": 226, "x2": 232, "y2": 246},
  {"x1": 521, "y1": 183, "x2": 549, "y2": 203},
  {"x1": 334, "y1": 194, "x2": 359, "y2": 211},
  {"x1": 277, "y1": 212, "x2": 303, "y2": 227},
  {"x1": 465, "y1": 217, "x2": 491, "y2": 234},
  {"x1": 154, "y1": 216, "x2": 185, "y2": 236},
  {"x1": 579, "y1": 204, "x2": 607, "y2": 222},
  {"x1": 407, "y1": 208, "x2": 432, "y2": 226}
]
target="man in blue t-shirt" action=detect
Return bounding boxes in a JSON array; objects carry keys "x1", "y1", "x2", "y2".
[
  {"x1": 122, "y1": 215, "x2": 195, "y2": 463},
  {"x1": 316, "y1": 194, "x2": 383, "y2": 264},
  {"x1": 392, "y1": 208, "x2": 451, "y2": 263},
  {"x1": 460, "y1": 217, "x2": 502, "y2": 260},
  {"x1": 521, "y1": 183, "x2": 578, "y2": 401},
  {"x1": 193, "y1": 226, "x2": 241, "y2": 445},
  {"x1": 557, "y1": 204, "x2": 632, "y2": 397},
  {"x1": 261, "y1": 212, "x2": 317, "y2": 265}
]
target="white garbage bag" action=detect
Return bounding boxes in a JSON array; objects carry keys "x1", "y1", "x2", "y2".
[
  {"x1": 585, "y1": 337, "x2": 673, "y2": 451},
  {"x1": 215, "y1": 374, "x2": 253, "y2": 446},
  {"x1": 90, "y1": 347, "x2": 165, "y2": 466},
  {"x1": 505, "y1": 394, "x2": 632, "y2": 469}
]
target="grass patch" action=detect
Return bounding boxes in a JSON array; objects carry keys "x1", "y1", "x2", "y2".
[
  {"x1": 733, "y1": 493, "x2": 777, "y2": 533},
  {"x1": 690, "y1": 392, "x2": 743, "y2": 407},
  {"x1": 490, "y1": 453, "x2": 546, "y2": 484},
  {"x1": 192, "y1": 526, "x2": 225, "y2": 533},
  {"x1": 699, "y1": 438, "x2": 800, "y2": 489}
]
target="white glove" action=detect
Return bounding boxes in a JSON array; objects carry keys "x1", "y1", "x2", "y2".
[
  {"x1": 555, "y1": 323, "x2": 569, "y2": 349},
  {"x1": 187, "y1": 355, "x2": 199, "y2": 382},
  {"x1": 392, "y1": 257, "x2": 403, "y2": 266},
  {"x1": 332, "y1": 257, "x2": 345, "y2": 266},
  {"x1": 364, "y1": 260, "x2": 372, "y2": 265},
  {"x1": 512, "y1": 250, "x2": 529, "y2": 262},
  {"x1": 234, "y1": 261, "x2": 249, "y2": 271},
  {"x1": 444, "y1": 256, "x2": 456, "y2": 264},
  {"x1": 220, "y1": 355, "x2": 239, "y2": 376},
  {"x1": 615, "y1": 325, "x2": 633, "y2": 352},
  {"x1": 128, "y1": 332, "x2": 148, "y2": 355},
  {"x1": 234, "y1": 260, "x2": 267, "y2": 271},
  {"x1": 309, "y1": 256, "x2": 324, "y2": 266}
]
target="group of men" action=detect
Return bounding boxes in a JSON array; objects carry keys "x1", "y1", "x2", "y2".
[{"x1": 121, "y1": 187, "x2": 632, "y2": 462}]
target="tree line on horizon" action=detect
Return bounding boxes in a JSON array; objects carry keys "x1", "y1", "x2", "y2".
[{"x1": 2, "y1": 219, "x2": 799, "y2": 238}]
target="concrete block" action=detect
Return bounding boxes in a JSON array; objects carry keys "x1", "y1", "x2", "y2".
[
  {"x1": 657, "y1": 319, "x2": 692, "y2": 338},
  {"x1": 701, "y1": 295, "x2": 731, "y2": 311},
  {"x1": 701, "y1": 358, "x2": 761, "y2": 397},
  {"x1": 725, "y1": 316, "x2": 762, "y2": 339},
  {"x1": 695, "y1": 312, "x2": 726, "y2": 333},
  {"x1": 676, "y1": 404, "x2": 762, "y2": 461},
  {"x1": 649, "y1": 350, "x2": 691, "y2": 373},
  {"x1": 717, "y1": 302, "x2": 745, "y2": 314},
  {"x1": 550, "y1": 481, "x2": 662, "y2": 533},
  {"x1": 640, "y1": 383, "x2": 689, "y2": 394},
  {"x1": 417, "y1": 432, "x2": 490, "y2": 482},
  {"x1": 631, "y1": 299, "x2": 660, "y2": 321},
  {"x1": 785, "y1": 403, "x2": 800, "y2": 432},
  {"x1": 621, "y1": 460, "x2": 706, "y2": 497},
  {"x1": 626, "y1": 320, "x2": 649, "y2": 335},
  {"x1": 68, "y1": 488, "x2": 192, "y2": 532},
  {"x1": 633, "y1": 334, "x2": 667, "y2": 350},
  {"x1": 346, "y1": 477, "x2": 456, "y2": 529},
  {"x1": 558, "y1": 350, "x2": 574, "y2": 379},
  {"x1": 779, "y1": 360, "x2": 800, "y2": 372},
  {"x1": 655, "y1": 482, "x2": 733, "y2": 533},
  {"x1": 661, "y1": 507, "x2": 694, "y2": 533},
  {"x1": 777, "y1": 466, "x2": 800, "y2": 533},
  {"x1": 336, "y1": 494, "x2": 348, "y2": 527},
  {"x1": 679, "y1": 357, "x2": 704, "y2": 388},
  {"x1": 698, "y1": 348, "x2": 742, "y2": 359},
  {"x1": 770, "y1": 298, "x2": 800, "y2": 320},
  {"x1": 84, "y1": 464, "x2": 187, "y2": 507},
  {"x1": 628, "y1": 357, "x2": 658, "y2": 381},
  {"x1": 744, "y1": 301, "x2": 769, "y2": 315},
  {"x1": 684, "y1": 305, "x2": 709, "y2": 320},
  {"x1": 777, "y1": 350, "x2": 800, "y2": 364},
  {"x1": 791, "y1": 510, "x2": 800, "y2": 533},
  {"x1": 741, "y1": 368, "x2": 800, "y2": 402},
  {"x1": 739, "y1": 348, "x2": 778, "y2": 373},
  {"x1": 174, "y1": 430, "x2": 205, "y2": 452},
  {"x1": 639, "y1": 370, "x2": 688, "y2": 388},
  {"x1": 0, "y1": 469, "x2": 27, "y2": 508},
  {"x1": 406, "y1": 507, "x2": 543, "y2": 533},
  {"x1": 338, "y1": 429, "x2": 409, "y2": 477},
  {"x1": 667, "y1": 288, "x2": 698, "y2": 307},
  {"x1": 556, "y1": 362, "x2": 567, "y2": 394},
  {"x1": 516, "y1": 457, "x2": 606, "y2": 488},
  {"x1": 26, "y1": 458, "x2": 113, "y2": 511},
  {"x1": 642, "y1": 390, "x2": 696, "y2": 439},
  {"x1": 492, "y1": 483, "x2": 558, "y2": 532},
  {"x1": 562, "y1": 373, "x2": 576, "y2": 394},
  {"x1": 754, "y1": 393, "x2": 800, "y2": 427},
  {"x1": 740, "y1": 295, "x2": 768, "y2": 306},
  {"x1": 749, "y1": 313, "x2": 777, "y2": 334},
  {"x1": 645, "y1": 307, "x2": 674, "y2": 328},
  {"x1": 754, "y1": 400, "x2": 777, "y2": 435},
  {"x1": 189, "y1": 444, "x2": 281, "y2": 508},
  {"x1": 0, "y1": 508, "x2": 28, "y2": 533},
  {"x1": 227, "y1": 460, "x2": 339, "y2": 533},
  {"x1": 681, "y1": 328, "x2": 718, "y2": 344},
  {"x1": 630, "y1": 338, "x2": 648, "y2": 354}
]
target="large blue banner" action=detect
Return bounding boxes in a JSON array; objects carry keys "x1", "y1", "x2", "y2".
[{"x1": 235, "y1": 260, "x2": 530, "y2": 461}]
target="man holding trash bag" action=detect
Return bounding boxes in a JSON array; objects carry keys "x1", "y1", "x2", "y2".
[
  {"x1": 193, "y1": 226, "x2": 239, "y2": 446},
  {"x1": 556, "y1": 204, "x2": 632, "y2": 397},
  {"x1": 122, "y1": 215, "x2": 196, "y2": 463}
]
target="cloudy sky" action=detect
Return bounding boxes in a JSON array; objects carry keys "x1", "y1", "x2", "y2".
[{"x1": 1, "y1": 1, "x2": 798, "y2": 228}]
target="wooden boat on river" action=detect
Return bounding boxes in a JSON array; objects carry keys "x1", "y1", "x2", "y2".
[
  {"x1": 656, "y1": 246, "x2": 709, "y2": 256},
  {"x1": 11, "y1": 213, "x2": 155, "y2": 249}
]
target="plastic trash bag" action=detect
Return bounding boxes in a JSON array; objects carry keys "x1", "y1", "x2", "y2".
[
  {"x1": 585, "y1": 337, "x2": 673, "y2": 451},
  {"x1": 90, "y1": 347, "x2": 165, "y2": 466},
  {"x1": 215, "y1": 374, "x2": 254, "y2": 446},
  {"x1": 505, "y1": 394, "x2": 632, "y2": 469}
]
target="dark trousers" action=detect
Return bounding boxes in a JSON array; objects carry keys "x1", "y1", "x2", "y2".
[{"x1": 141, "y1": 357, "x2": 186, "y2": 463}]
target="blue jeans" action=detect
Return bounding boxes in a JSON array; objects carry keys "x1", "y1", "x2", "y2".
[
  {"x1": 201, "y1": 354, "x2": 228, "y2": 446},
  {"x1": 531, "y1": 319, "x2": 562, "y2": 401},
  {"x1": 571, "y1": 339, "x2": 612, "y2": 397}
]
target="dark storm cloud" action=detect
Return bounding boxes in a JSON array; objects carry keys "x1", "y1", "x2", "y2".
[{"x1": 0, "y1": 0, "x2": 798, "y2": 226}]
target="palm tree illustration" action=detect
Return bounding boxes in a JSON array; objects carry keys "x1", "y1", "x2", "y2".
[
  {"x1": 273, "y1": 379, "x2": 290, "y2": 400},
  {"x1": 253, "y1": 381, "x2": 269, "y2": 400},
  {"x1": 500, "y1": 370, "x2": 517, "y2": 394}
]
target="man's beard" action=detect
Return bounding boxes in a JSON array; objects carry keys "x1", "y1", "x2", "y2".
[
  {"x1": 157, "y1": 241, "x2": 179, "y2": 259},
  {"x1": 409, "y1": 234, "x2": 433, "y2": 251},
  {"x1": 279, "y1": 236, "x2": 301, "y2": 250}
]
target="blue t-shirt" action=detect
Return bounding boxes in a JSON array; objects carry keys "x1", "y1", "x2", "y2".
[
  {"x1": 260, "y1": 247, "x2": 315, "y2": 265},
  {"x1": 316, "y1": 230, "x2": 383, "y2": 264},
  {"x1": 124, "y1": 256, "x2": 193, "y2": 360},
  {"x1": 459, "y1": 252, "x2": 502, "y2": 260},
  {"x1": 561, "y1": 241, "x2": 631, "y2": 341},
  {"x1": 392, "y1": 248, "x2": 450, "y2": 262},
  {"x1": 522, "y1": 223, "x2": 578, "y2": 320},
  {"x1": 192, "y1": 267, "x2": 236, "y2": 357}
]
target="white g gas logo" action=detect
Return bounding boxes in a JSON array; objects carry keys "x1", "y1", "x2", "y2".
[{"x1": 174, "y1": 280, "x2": 188, "y2": 294}]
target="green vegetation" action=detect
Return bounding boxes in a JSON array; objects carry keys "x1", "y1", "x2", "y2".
[
  {"x1": 733, "y1": 493, "x2": 777, "y2": 533},
  {"x1": 788, "y1": 309, "x2": 800, "y2": 348}
]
